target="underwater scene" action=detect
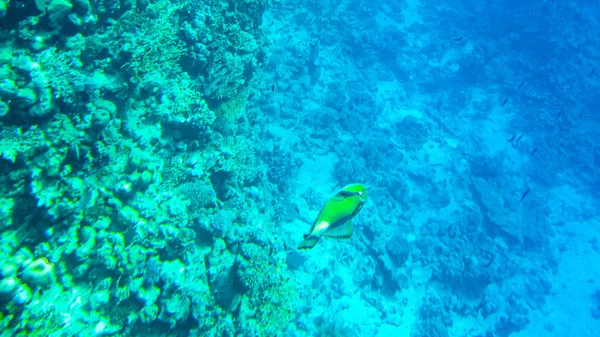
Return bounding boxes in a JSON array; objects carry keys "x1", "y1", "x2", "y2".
[{"x1": 0, "y1": 0, "x2": 599, "y2": 336}]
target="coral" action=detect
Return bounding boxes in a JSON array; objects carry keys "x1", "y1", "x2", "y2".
[
  {"x1": 75, "y1": 226, "x2": 96, "y2": 261},
  {"x1": 204, "y1": 48, "x2": 247, "y2": 101},
  {"x1": 90, "y1": 98, "x2": 117, "y2": 130},
  {"x1": 178, "y1": 179, "x2": 217, "y2": 214},
  {"x1": 140, "y1": 304, "x2": 159, "y2": 323},
  {"x1": 36, "y1": 47, "x2": 86, "y2": 104},
  {"x1": 411, "y1": 296, "x2": 452, "y2": 337},
  {"x1": 0, "y1": 126, "x2": 48, "y2": 164},
  {"x1": 160, "y1": 259, "x2": 186, "y2": 289},
  {"x1": 89, "y1": 289, "x2": 110, "y2": 310},
  {"x1": 0, "y1": 276, "x2": 32, "y2": 306},
  {"x1": 0, "y1": 99, "x2": 8, "y2": 117},
  {"x1": 315, "y1": 309, "x2": 357, "y2": 337},
  {"x1": 47, "y1": 0, "x2": 73, "y2": 28},
  {"x1": 471, "y1": 177, "x2": 551, "y2": 246},
  {"x1": 263, "y1": 144, "x2": 302, "y2": 192},
  {"x1": 21, "y1": 258, "x2": 55, "y2": 287},
  {"x1": 0, "y1": 0, "x2": 277, "y2": 335},
  {"x1": 217, "y1": 135, "x2": 259, "y2": 184},
  {"x1": 236, "y1": 242, "x2": 297, "y2": 337},
  {"x1": 158, "y1": 77, "x2": 215, "y2": 127},
  {"x1": 386, "y1": 235, "x2": 411, "y2": 267},
  {"x1": 115, "y1": 0, "x2": 186, "y2": 78},
  {"x1": 159, "y1": 292, "x2": 191, "y2": 328},
  {"x1": 161, "y1": 155, "x2": 193, "y2": 188},
  {"x1": 0, "y1": 197, "x2": 14, "y2": 228}
]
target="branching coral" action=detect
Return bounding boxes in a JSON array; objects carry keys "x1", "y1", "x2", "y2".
[
  {"x1": 237, "y1": 242, "x2": 297, "y2": 337},
  {"x1": 0, "y1": 126, "x2": 48, "y2": 164},
  {"x1": 204, "y1": 47, "x2": 247, "y2": 101},
  {"x1": 411, "y1": 296, "x2": 452, "y2": 337},
  {"x1": 114, "y1": 0, "x2": 186, "y2": 78},
  {"x1": 217, "y1": 135, "x2": 258, "y2": 184},
  {"x1": 36, "y1": 47, "x2": 86, "y2": 103},
  {"x1": 178, "y1": 180, "x2": 217, "y2": 213}
]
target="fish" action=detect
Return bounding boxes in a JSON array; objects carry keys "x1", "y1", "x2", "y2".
[
  {"x1": 530, "y1": 148, "x2": 537, "y2": 156},
  {"x1": 517, "y1": 81, "x2": 525, "y2": 90},
  {"x1": 501, "y1": 98, "x2": 509, "y2": 107},
  {"x1": 515, "y1": 134, "x2": 524, "y2": 144},
  {"x1": 519, "y1": 188, "x2": 530, "y2": 201},
  {"x1": 589, "y1": 68, "x2": 596, "y2": 76},
  {"x1": 77, "y1": 187, "x2": 93, "y2": 211},
  {"x1": 507, "y1": 134, "x2": 516, "y2": 142},
  {"x1": 556, "y1": 110, "x2": 563, "y2": 120},
  {"x1": 297, "y1": 184, "x2": 367, "y2": 250},
  {"x1": 453, "y1": 36, "x2": 464, "y2": 41}
]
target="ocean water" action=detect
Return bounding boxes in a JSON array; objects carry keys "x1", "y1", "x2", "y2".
[{"x1": 0, "y1": 0, "x2": 599, "y2": 336}]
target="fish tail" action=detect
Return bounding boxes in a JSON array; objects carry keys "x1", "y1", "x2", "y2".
[{"x1": 297, "y1": 235, "x2": 320, "y2": 250}]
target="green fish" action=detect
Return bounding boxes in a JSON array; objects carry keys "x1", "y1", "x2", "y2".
[{"x1": 297, "y1": 183, "x2": 367, "y2": 250}]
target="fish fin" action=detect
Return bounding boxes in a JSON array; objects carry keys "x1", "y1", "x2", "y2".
[
  {"x1": 297, "y1": 235, "x2": 320, "y2": 250},
  {"x1": 322, "y1": 220, "x2": 353, "y2": 240}
]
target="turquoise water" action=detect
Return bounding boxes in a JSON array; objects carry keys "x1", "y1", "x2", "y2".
[{"x1": 0, "y1": 0, "x2": 599, "y2": 336}]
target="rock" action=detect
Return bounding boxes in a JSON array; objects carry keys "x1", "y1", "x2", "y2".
[
  {"x1": 386, "y1": 235, "x2": 410, "y2": 267},
  {"x1": 285, "y1": 249, "x2": 306, "y2": 270},
  {"x1": 47, "y1": 0, "x2": 73, "y2": 28}
]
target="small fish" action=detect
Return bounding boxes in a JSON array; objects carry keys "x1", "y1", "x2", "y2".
[
  {"x1": 83, "y1": 169, "x2": 100, "y2": 178},
  {"x1": 271, "y1": 84, "x2": 275, "y2": 92},
  {"x1": 507, "y1": 134, "x2": 516, "y2": 142},
  {"x1": 519, "y1": 188, "x2": 530, "y2": 201},
  {"x1": 78, "y1": 187, "x2": 93, "y2": 211},
  {"x1": 501, "y1": 98, "x2": 509, "y2": 107},
  {"x1": 589, "y1": 68, "x2": 596, "y2": 76},
  {"x1": 480, "y1": 252, "x2": 495, "y2": 268},
  {"x1": 530, "y1": 148, "x2": 537, "y2": 156},
  {"x1": 297, "y1": 184, "x2": 367, "y2": 250},
  {"x1": 515, "y1": 134, "x2": 524, "y2": 144},
  {"x1": 556, "y1": 110, "x2": 563, "y2": 120},
  {"x1": 517, "y1": 81, "x2": 525, "y2": 90},
  {"x1": 453, "y1": 36, "x2": 464, "y2": 42}
]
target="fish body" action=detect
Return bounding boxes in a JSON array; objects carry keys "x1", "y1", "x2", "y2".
[
  {"x1": 520, "y1": 188, "x2": 530, "y2": 201},
  {"x1": 297, "y1": 184, "x2": 367, "y2": 250},
  {"x1": 516, "y1": 134, "x2": 524, "y2": 144}
]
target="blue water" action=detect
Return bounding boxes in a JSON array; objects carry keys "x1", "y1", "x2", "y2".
[{"x1": 0, "y1": 0, "x2": 599, "y2": 336}]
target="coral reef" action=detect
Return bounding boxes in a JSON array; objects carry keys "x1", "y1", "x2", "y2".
[
  {"x1": 0, "y1": 0, "x2": 298, "y2": 336},
  {"x1": 1, "y1": 0, "x2": 597, "y2": 336}
]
